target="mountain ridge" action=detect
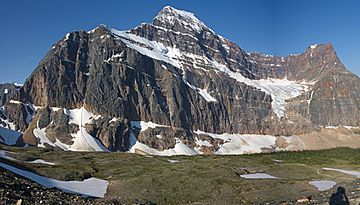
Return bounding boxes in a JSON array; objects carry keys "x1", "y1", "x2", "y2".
[{"x1": 0, "y1": 6, "x2": 359, "y2": 154}]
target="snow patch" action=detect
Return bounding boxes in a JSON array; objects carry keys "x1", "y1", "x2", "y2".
[
  {"x1": 167, "y1": 159, "x2": 179, "y2": 163},
  {"x1": 0, "y1": 162, "x2": 108, "y2": 198},
  {"x1": 240, "y1": 173, "x2": 278, "y2": 179},
  {"x1": 64, "y1": 107, "x2": 107, "y2": 152},
  {"x1": 129, "y1": 139, "x2": 198, "y2": 156},
  {"x1": 64, "y1": 33, "x2": 70, "y2": 41},
  {"x1": 194, "y1": 130, "x2": 277, "y2": 155},
  {"x1": 310, "y1": 44, "x2": 318, "y2": 49},
  {"x1": 184, "y1": 81, "x2": 217, "y2": 102},
  {"x1": 0, "y1": 150, "x2": 55, "y2": 165},
  {"x1": 33, "y1": 127, "x2": 53, "y2": 148},
  {"x1": 28, "y1": 159, "x2": 56, "y2": 166},
  {"x1": 13, "y1": 82, "x2": 23, "y2": 87},
  {"x1": 130, "y1": 121, "x2": 169, "y2": 132},
  {"x1": 195, "y1": 137, "x2": 212, "y2": 147},
  {"x1": 323, "y1": 168, "x2": 360, "y2": 178},
  {"x1": 309, "y1": 180, "x2": 336, "y2": 191}
]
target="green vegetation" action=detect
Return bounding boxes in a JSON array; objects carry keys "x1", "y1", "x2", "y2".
[{"x1": 1, "y1": 145, "x2": 359, "y2": 204}]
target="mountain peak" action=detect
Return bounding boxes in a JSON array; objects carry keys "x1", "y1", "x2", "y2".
[
  {"x1": 153, "y1": 6, "x2": 209, "y2": 33},
  {"x1": 305, "y1": 43, "x2": 339, "y2": 60}
]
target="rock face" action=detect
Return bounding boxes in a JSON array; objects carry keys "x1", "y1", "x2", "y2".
[
  {"x1": 0, "y1": 83, "x2": 21, "y2": 107},
  {"x1": 1, "y1": 6, "x2": 360, "y2": 153}
]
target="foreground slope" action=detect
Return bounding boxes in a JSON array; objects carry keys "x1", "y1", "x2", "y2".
[{"x1": 0, "y1": 145, "x2": 360, "y2": 204}]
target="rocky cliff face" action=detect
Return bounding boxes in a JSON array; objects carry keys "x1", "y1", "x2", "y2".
[{"x1": 1, "y1": 6, "x2": 359, "y2": 153}]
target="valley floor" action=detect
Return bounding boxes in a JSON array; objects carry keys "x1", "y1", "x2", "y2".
[{"x1": 0, "y1": 144, "x2": 359, "y2": 204}]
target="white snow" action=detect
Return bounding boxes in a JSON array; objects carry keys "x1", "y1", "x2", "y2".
[
  {"x1": 0, "y1": 127, "x2": 22, "y2": 145},
  {"x1": 240, "y1": 173, "x2": 278, "y2": 179},
  {"x1": 323, "y1": 126, "x2": 360, "y2": 129},
  {"x1": 0, "y1": 118, "x2": 17, "y2": 131},
  {"x1": 64, "y1": 107, "x2": 107, "y2": 152},
  {"x1": 13, "y1": 82, "x2": 23, "y2": 87},
  {"x1": 185, "y1": 81, "x2": 217, "y2": 102},
  {"x1": 9, "y1": 100, "x2": 22, "y2": 104},
  {"x1": 129, "y1": 138, "x2": 198, "y2": 156},
  {"x1": 309, "y1": 180, "x2": 336, "y2": 191},
  {"x1": 109, "y1": 26, "x2": 309, "y2": 117},
  {"x1": 0, "y1": 162, "x2": 108, "y2": 198},
  {"x1": 208, "y1": 60, "x2": 309, "y2": 118},
  {"x1": 64, "y1": 33, "x2": 70, "y2": 41},
  {"x1": 31, "y1": 107, "x2": 107, "y2": 151},
  {"x1": 33, "y1": 127, "x2": 54, "y2": 148},
  {"x1": 0, "y1": 150, "x2": 18, "y2": 161},
  {"x1": 0, "y1": 150, "x2": 55, "y2": 165},
  {"x1": 272, "y1": 159, "x2": 283, "y2": 163},
  {"x1": 197, "y1": 88, "x2": 217, "y2": 102},
  {"x1": 323, "y1": 168, "x2": 360, "y2": 178},
  {"x1": 104, "y1": 52, "x2": 124, "y2": 63},
  {"x1": 194, "y1": 130, "x2": 276, "y2": 155},
  {"x1": 110, "y1": 29, "x2": 181, "y2": 68},
  {"x1": 108, "y1": 117, "x2": 117, "y2": 123},
  {"x1": 167, "y1": 159, "x2": 179, "y2": 163},
  {"x1": 28, "y1": 159, "x2": 56, "y2": 166},
  {"x1": 195, "y1": 137, "x2": 212, "y2": 147},
  {"x1": 4, "y1": 89, "x2": 8, "y2": 94},
  {"x1": 310, "y1": 44, "x2": 318, "y2": 49},
  {"x1": 130, "y1": 121, "x2": 169, "y2": 132},
  {"x1": 154, "y1": 6, "x2": 209, "y2": 33}
]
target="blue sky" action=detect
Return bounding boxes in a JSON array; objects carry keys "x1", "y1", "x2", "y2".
[{"x1": 1, "y1": 0, "x2": 359, "y2": 83}]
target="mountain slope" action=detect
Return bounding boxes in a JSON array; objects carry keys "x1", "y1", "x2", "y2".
[{"x1": 1, "y1": 6, "x2": 360, "y2": 154}]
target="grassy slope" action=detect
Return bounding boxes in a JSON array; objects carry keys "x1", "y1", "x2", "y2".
[{"x1": 1, "y1": 144, "x2": 359, "y2": 204}]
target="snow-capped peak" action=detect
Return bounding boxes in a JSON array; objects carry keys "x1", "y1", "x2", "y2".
[
  {"x1": 153, "y1": 6, "x2": 209, "y2": 33},
  {"x1": 310, "y1": 44, "x2": 318, "y2": 49}
]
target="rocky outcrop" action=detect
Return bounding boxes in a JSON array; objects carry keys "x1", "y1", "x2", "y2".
[
  {"x1": 287, "y1": 68, "x2": 360, "y2": 127},
  {"x1": 0, "y1": 83, "x2": 21, "y2": 107},
  {"x1": 86, "y1": 117, "x2": 131, "y2": 151},
  {"x1": 0, "y1": 102, "x2": 33, "y2": 132}
]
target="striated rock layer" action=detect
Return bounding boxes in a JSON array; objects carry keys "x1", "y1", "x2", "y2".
[{"x1": 1, "y1": 6, "x2": 359, "y2": 153}]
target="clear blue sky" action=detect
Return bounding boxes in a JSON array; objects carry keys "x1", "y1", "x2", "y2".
[{"x1": 1, "y1": 0, "x2": 359, "y2": 83}]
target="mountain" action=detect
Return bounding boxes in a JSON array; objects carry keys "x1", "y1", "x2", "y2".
[{"x1": 1, "y1": 6, "x2": 360, "y2": 154}]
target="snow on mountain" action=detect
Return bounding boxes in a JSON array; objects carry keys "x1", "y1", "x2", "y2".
[
  {"x1": 153, "y1": 6, "x2": 211, "y2": 33},
  {"x1": 129, "y1": 138, "x2": 199, "y2": 156},
  {"x1": 29, "y1": 106, "x2": 108, "y2": 151},
  {"x1": 110, "y1": 26, "x2": 310, "y2": 118},
  {"x1": 194, "y1": 130, "x2": 277, "y2": 155},
  {"x1": 64, "y1": 107, "x2": 107, "y2": 151},
  {"x1": 109, "y1": 26, "x2": 310, "y2": 118},
  {"x1": 130, "y1": 120, "x2": 169, "y2": 131}
]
